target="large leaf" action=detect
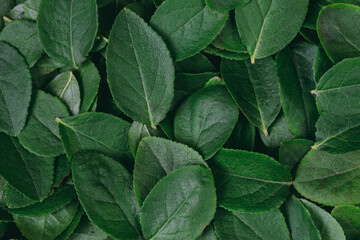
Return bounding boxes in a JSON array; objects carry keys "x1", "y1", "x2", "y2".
[
  {"x1": 301, "y1": 199, "x2": 346, "y2": 240},
  {"x1": 294, "y1": 149, "x2": 360, "y2": 205},
  {"x1": 317, "y1": 3, "x2": 360, "y2": 63},
  {"x1": 283, "y1": 196, "x2": 321, "y2": 240},
  {"x1": 45, "y1": 71, "x2": 81, "y2": 116},
  {"x1": 279, "y1": 139, "x2": 313, "y2": 172},
  {"x1": 275, "y1": 41, "x2": 318, "y2": 138},
  {"x1": 150, "y1": 0, "x2": 228, "y2": 61},
  {"x1": 0, "y1": 133, "x2": 54, "y2": 201},
  {"x1": 57, "y1": 112, "x2": 133, "y2": 167},
  {"x1": 0, "y1": 20, "x2": 43, "y2": 67},
  {"x1": 18, "y1": 90, "x2": 70, "y2": 157},
  {"x1": 221, "y1": 58, "x2": 281, "y2": 135},
  {"x1": 214, "y1": 207, "x2": 290, "y2": 240},
  {"x1": 174, "y1": 85, "x2": 239, "y2": 160},
  {"x1": 72, "y1": 151, "x2": 141, "y2": 239},
  {"x1": 14, "y1": 201, "x2": 79, "y2": 240},
  {"x1": 331, "y1": 205, "x2": 360, "y2": 240},
  {"x1": 37, "y1": 0, "x2": 98, "y2": 67},
  {"x1": 208, "y1": 148, "x2": 292, "y2": 213},
  {"x1": 205, "y1": 0, "x2": 249, "y2": 13},
  {"x1": 235, "y1": 0, "x2": 309, "y2": 63},
  {"x1": 141, "y1": 166, "x2": 216, "y2": 240},
  {"x1": 133, "y1": 137, "x2": 206, "y2": 205},
  {"x1": 0, "y1": 41, "x2": 32, "y2": 136},
  {"x1": 107, "y1": 9, "x2": 174, "y2": 129}
]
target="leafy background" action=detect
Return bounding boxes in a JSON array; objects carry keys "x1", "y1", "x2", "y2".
[{"x1": 0, "y1": 0, "x2": 360, "y2": 239}]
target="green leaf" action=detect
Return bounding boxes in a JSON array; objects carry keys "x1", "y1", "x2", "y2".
[
  {"x1": 53, "y1": 155, "x2": 71, "y2": 187},
  {"x1": 224, "y1": 113, "x2": 255, "y2": 151},
  {"x1": 133, "y1": 137, "x2": 206, "y2": 205},
  {"x1": 294, "y1": 149, "x2": 360, "y2": 205},
  {"x1": 197, "y1": 225, "x2": 217, "y2": 240},
  {"x1": 331, "y1": 205, "x2": 360, "y2": 240},
  {"x1": 303, "y1": 0, "x2": 328, "y2": 30},
  {"x1": 0, "y1": 20, "x2": 43, "y2": 67},
  {"x1": 0, "y1": 208, "x2": 13, "y2": 222},
  {"x1": 214, "y1": 207, "x2": 290, "y2": 240},
  {"x1": 174, "y1": 85, "x2": 239, "y2": 160},
  {"x1": 67, "y1": 214, "x2": 108, "y2": 240},
  {"x1": 57, "y1": 112, "x2": 133, "y2": 167},
  {"x1": 107, "y1": 9, "x2": 174, "y2": 129},
  {"x1": 37, "y1": 0, "x2": 98, "y2": 68},
  {"x1": 204, "y1": 45, "x2": 249, "y2": 60},
  {"x1": 0, "y1": 133, "x2": 54, "y2": 201},
  {"x1": 283, "y1": 196, "x2": 321, "y2": 240},
  {"x1": 18, "y1": 90, "x2": 70, "y2": 157},
  {"x1": 175, "y1": 53, "x2": 216, "y2": 74},
  {"x1": 221, "y1": 58, "x2": 281, "y2": 135},
  {"x1": 0, "y1": 177, "x2": 6, "y2": 207},
  {"x1": 141, "y1": 165, "x2": 216, "y2": 240},
  {"x1": 72, "y1": 151, "x2": 141, "y2": 239},
  {"x1": 279, "y1": 139, "x2": 313, "y2": 172},
  {"x1": 73, "y1": 60, "x2": 101, "y2": 114},
  {"x1": 301, "y1": 199, "x2": 346, "y2": 240},
  {"x1": 150, "y1": 0, "x2": 228, "y2": 61},
  {"x1": 9, "y1": 185, "x2": 76, "y2": 217},
  {"x1": 208, "y1": 148, "x2": 292, "y2": 213},
  {"x1": 0, "y1": 0, "x2": 14, "y2": 16},
  {"x1": 317, "y1": 3, "x2": 360, "y2": 63},
  {"x1": 5, "y1": 184, "x2": 37, "y2": 208},
  {"x1": 45, "y1": 71, "x2": 81, "y2": 116},
  {"x1": 23, "y1": 0, "x2": 40, "y2": 20},
  {"x1": 0, "y1": 41, "x2": 32, "y2": 136},
  {"x1": 206, "y1": 0, "x2": 249, "y2": 13},
  {"x1": 55, "y1": 207, "x2": 85, "y2": 240},
  {"x1": 313, "y1": 45, "x2": 333, "y2": 84},
  {"x1": 300, "y1": 27, "x2": 320, "y2": 45},
  {"x1": 275, "y1": 41, "x2": 318, "y2": 138},
  {"x1": 235, "y1": 0, "x2": 309, "y2": 63},
  {"x1": 0, "y1": 222, "x2": 8, "y2": 238},
  {"x1": 14, "y1": 201, "x2": 79, "y2": 240}
]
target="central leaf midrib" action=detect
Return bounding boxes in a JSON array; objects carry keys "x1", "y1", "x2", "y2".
[
  {"x1": 59, "y1": 72, "x2": 74, "y2": 98},
  {"x1": 226, "y1": 172, "x2": 292, "y2": 185}
]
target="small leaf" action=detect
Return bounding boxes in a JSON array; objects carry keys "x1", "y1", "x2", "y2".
[
  {"x1": 72, "y1": 151, "x2": 141, "y2": 239},
  {"x1": 174, "y1": 85, "x2": 239, "y2": 160},
  {"x1": 107, "y1": 9, "x2": 174, "y2": 129},
  {"x1": 331, "y1": 205, "x2": 360, "y2": 240},
  {"x1": 208, "y1": 148, "x2": 292, "y2": 213},
  {"x1": 141, "y1": 166, "x2": 216, "y2": 240},
  {"x1": 133, "y1": 137, "x2": 206, "y2": 205},
  {"x1": 294, "y1": 150, "x2": 360, "y2": 205},
  {"x1": 279, "y1": 139, "x2": 313, "y2": 172},
  {"x1": 23, "y1": 0, "x2": 40, "y2": 20},
  {"x1": 150, "y1": 0, "x2": 228, "y2": 61}
]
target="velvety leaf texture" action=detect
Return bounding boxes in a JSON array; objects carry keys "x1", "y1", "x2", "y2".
[
  {"x1": 332, "y1": 205, "x2": 360, "y2": 240},
  {"x1": 107, "y1": 9, "x2": 174, "y2": 129}
]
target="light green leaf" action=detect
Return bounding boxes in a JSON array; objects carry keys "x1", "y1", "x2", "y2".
[
  {"x1": 332, "y1": 205, "x2": 360, "y2": 240},
  {"x1": 0, "y1": 41, "x2": 32, "y2": 136},
  {"x1": 72, "y1": 151, "x2": 141, "y2": 239},
  {"x1": 208, "y1": 148, "x2": 292, "y2": 213},
  {"x1": 214, "y1": 207, "x2": 290, "y2": 240},
  {"x1": 133, "y1": 137, "x2": 206, "y2": 205},
  {"x1": 294, "y1": 149, "x2": 360, "y2": 205},
  {"x1": 107, "y1": 9, "x2": 174, "y2": 129},
  {"x1": 0, "y1": 133, "x2": 54, "y2": 201},
  {"x1": 174, "y1": 85, "x2": 239, "y2": 160},
  {"x1": 279, "y1": 139, "x2": 313, "y2": 172},
  {"x1": 23, "y1": 0, "x2": 40, "y2": 20},
  {"x1": 45, "y1": 71, "x2": 81, "y2": 116},
  {"x1": 37, "y1": 0, "x2": 98, "y2": 68},
  {"x1": 150, "y1": 0, "x2": 228, "y2": 61},
  {"x1": 18, "y1": 90, "x2": 70, "y2": 157},
  {"x1": 221, "y1": 57, "x2": 281, "y2": 135},
  {"x1": 141, "y1": 166, "x2": 216, "y2": 240},
  {"x1": 235, "y1": 0, "x2": 309, "y2": 63},
  {"x1": 206, "y1": 0, "x2": 249, "y2": 13}
]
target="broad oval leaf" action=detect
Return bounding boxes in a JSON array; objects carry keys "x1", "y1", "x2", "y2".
[
  {"x1": 221, "y1": 58, "x2": 281, "y2": 135},
  {"x1": 37, "y1": 0, "x2": 98, "y2": 68},
  {"x1": 317, "y1": 3, "x2": 360, "y2": 63},
  {"x1": 235, "y1": 0, "x2": 309, "y2": 63},
  {"x1": 301, "y1": 199, "x2": 346, "y2": 240},
  {"x1": 279, "y1": 139, "x2": 313, "y2": 172},
  {"x1": 214, "y1": 207, "x2": 290, "y2": 240},
  {"x1": 72, "y1": 151, "x2": 141, "y2": 239},
  {"x1": 107, "y1": 9, "x2": 174, "y2": 129},
  {"x1": 294, "y1": 150, "x2": 360, "y2": 205},
  {"x1": 283, "y1": 196, "x2": 321, "y2": 240},
  {"x1": 208, "y1": 148, "x2": 292, "y2": 213},
  {"x1": 45, "y1": 71, "x2": 81, "y2": 116},
  {"x1": 133, "y1": 137, "x2": 206, "y2": 205},
  {"x1": 331, "y1": 205, "x2": 360, "y2": 240},
  {"x1": 0, "y1": 41, "x2": 32, "y2": 136},
  {"x1": 150, "y1": 0, "x2": 228, "y2": 61},
  {"x1": 0, "y1": 133, "x2": 54, "y2": 201},
  {"x1": 57, "y1": 112, "x2": 133, "y2": 168},
  {"x1": 205, "y1": 0, "x2": 249, "y2": 13},
  {"x1": 174, "y1": 85, "x2": 239, "y2": 160},
  {"x1": 18, "y1": 90, "x2": 70, "y2": 157},
  {"x1": 141, "y1": 165, "x2": 216, "y2": 240}
]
